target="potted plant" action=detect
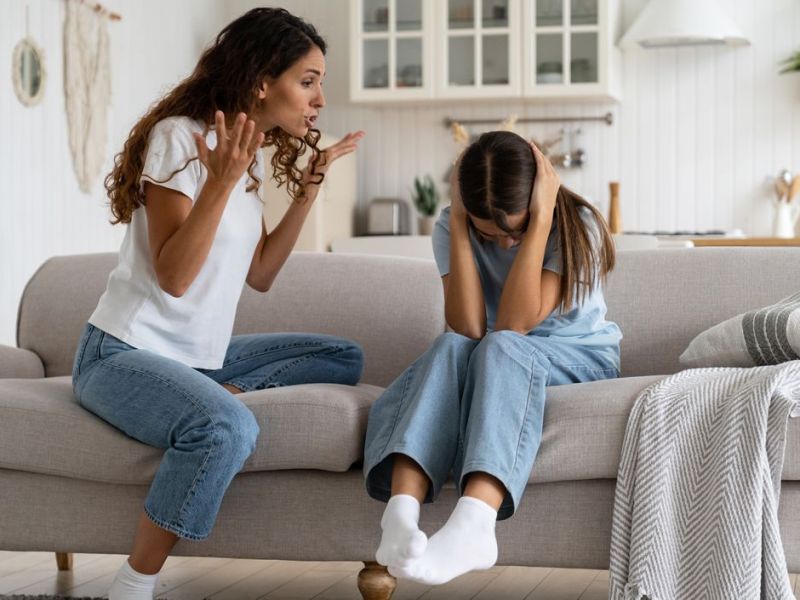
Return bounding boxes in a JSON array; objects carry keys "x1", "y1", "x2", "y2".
[{"x1": 412, "y1": 174, "x2": 440, "y2": 235}]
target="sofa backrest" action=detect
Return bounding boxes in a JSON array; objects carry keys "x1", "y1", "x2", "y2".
[
  {"x1": 16, "y1": 252, "x2": 446, "y2": 387},
  {"x1": 16, "y1": 247, "x2": 800, "y2": 383},
  {"x1": 606, "y1": 247, "x2": 800, "y2": 377}
]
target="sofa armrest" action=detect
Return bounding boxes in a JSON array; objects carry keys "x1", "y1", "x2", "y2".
[{"x1": 0, "y1": 345, "x2": 45, "y2": 378}]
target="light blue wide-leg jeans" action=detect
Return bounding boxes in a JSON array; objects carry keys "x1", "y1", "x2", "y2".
[
  {"x1": 364, "y1": 330, "x2": 618, "y2": 520},
  {"x1": 72, "y1": 323, "x2": 363, "y2": 540}
]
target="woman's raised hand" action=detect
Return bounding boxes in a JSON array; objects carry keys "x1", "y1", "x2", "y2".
[
  {"x1": 303, "y1": 131, "x2": 365, "y2": 185},
  {"x1": 529, "y1": 142, "x2": 560, "y2": 224},
  {"x1": 449, "y1": 151, "x2": 467, "y2": 218},
  {"x1": 193, "y1": 111, "x2": 265, "y2": 188}
]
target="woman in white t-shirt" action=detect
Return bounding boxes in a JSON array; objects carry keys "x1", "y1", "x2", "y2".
[{"x1": 71, "y1": 8, "x2": 364, "y2": 599}]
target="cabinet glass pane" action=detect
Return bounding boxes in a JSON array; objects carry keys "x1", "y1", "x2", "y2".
[
  {"x1": 571, "y1": 0, "x2": 598, "y2": 25},
  {"x1": 363, "y1": 0, "x2": 389, "y2": 32},
  {"x1": 536, "y1": 34, "x2": 563, "y2": 84},
  {"x1": 396, "y1": 38, "x2": 423, "y2": 87},
  {"x1": 536, "y1": 0, "x2": 563, "y2": 27},
  {"x1": 396, "y1": 0, "x2": 422, "y2": 31},
  {"x1": 570, "y1": 32, "x2": 598, "y2": 83},
  {"x1": 482, "y1": 35, "x2": 509, "y2": 85},
  {"x1": 449, "y1": 36, "x2": 475, "y2": 85},
  {"x1": 482, "y1": 0, "x2": 509, "y2": 28},
  {"x1": 363, "y1": 39, "x2": 389, "y2": 88},
  {"x1": 449, "y1": 0, "x2": 475, "y2": 29}
]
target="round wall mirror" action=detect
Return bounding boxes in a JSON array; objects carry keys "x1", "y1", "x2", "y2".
[{"x1": 12, "y1": 37, "x2": 46, "y2": 107}]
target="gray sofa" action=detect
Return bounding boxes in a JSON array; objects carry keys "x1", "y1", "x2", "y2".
[{"x1": 1, "y1": 249, "x2": 799, "y2": 599}]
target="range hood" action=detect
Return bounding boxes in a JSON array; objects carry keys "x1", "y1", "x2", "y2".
[{"x1": 620, "y1": 0, "x2": 750, "y2": 49}]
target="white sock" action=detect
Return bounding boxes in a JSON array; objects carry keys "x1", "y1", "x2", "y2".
[
  {"x1": 389, "y1": 496, "x2": 498, "y2": 585},
  {"x1": 108, "y1": 558, "x2": 159, "y2": 600},
  {"x1": 375, "y1": 494, "x2": 428, "y2": 568}
]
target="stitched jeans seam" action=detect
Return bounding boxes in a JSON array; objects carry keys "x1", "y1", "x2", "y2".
[
  {"x1": 222, "y1": 342, "x2": 340, "y2": 370},
  {"x1": 509, "y1": 348, "x2": 550, "y2": 477},
  {"x1": 377, "y1": 364, "x2": 416, "y2": 459},
  {"x1": 260, "y1": 345, "x2": 345, "y2": 387}
]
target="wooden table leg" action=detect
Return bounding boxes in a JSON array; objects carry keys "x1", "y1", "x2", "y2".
[
  {"x1": 357, "y1": 561, "x2": 397, "y2": 600},
  {"x1": 56, "y1": 552, "x2": 73, "y2": 571}
]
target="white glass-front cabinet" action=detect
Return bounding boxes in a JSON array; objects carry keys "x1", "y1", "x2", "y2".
[
  {"x1": 522, "y1": 0, "x2": 621, "y2": 98},
  {"x1": 350, "y1": 0, "x2": 620, "y2": 102},
  {"x1": 350, "y1": 0, "x2": 436, "y2": 101},
  {"x1": 436, "y1": 0, "x2": 521, "y2": 99}
]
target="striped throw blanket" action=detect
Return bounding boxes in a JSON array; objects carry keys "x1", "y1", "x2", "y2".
[{"x1": 609, "y1": 362, "x2": 800, "y2": 600}]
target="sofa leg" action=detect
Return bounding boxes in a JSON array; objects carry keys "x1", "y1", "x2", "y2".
[
  {"x1": 55, "y1": 552, "x2": 73, "y2": 571},
  {"x1": 357, "y1": 561, "x2": 396, "y2": 600}
]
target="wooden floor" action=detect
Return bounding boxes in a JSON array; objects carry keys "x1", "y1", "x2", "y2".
[{"x1": 1, "y1": 552, "x2": 798, "y2": 599}]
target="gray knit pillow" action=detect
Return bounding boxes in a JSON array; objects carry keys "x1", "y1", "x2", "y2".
[{"x1": 680, "y1": 291, "x2": 800, "y2": 368}]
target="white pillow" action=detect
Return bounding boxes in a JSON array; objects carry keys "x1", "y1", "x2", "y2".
[{"x1": 680, "y1": 292, "x2": 800, "y2": 368}]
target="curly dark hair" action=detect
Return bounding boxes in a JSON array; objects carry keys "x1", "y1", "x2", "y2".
[{"x1": 105, "y1": 7, "x2": 327, "y2": 224}]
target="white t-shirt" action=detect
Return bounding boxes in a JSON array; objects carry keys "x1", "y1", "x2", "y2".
[{"x1": 89, "y1": 116, "x2": 265, "y2": 369}]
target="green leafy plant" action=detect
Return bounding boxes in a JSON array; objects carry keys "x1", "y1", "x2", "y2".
[
  {"x1": 412, "y1": 174, "x2": 440, "y2": 217},
  {"x1": 780, "y1": 50, "x2": 800, "y2": 74}
]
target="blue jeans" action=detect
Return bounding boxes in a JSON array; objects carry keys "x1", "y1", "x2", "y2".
[
  {"x1": 72, "y1": 323, "x2": 363, "y2": 540},
  {"x1": 364, "y1": 331, "x2": 619, "y2": 520}
]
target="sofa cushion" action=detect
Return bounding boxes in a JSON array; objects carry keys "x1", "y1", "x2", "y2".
[
  {"x1": 605, "y1": 248, "x2": 800, "y2": 378},
  {"x1": 532, "y1": 374, "x2": 800, "y2": 484},
  {"x1": 17, "y1": 253, "x2": 445, "y2": 387},
  {"x1": 4, "y1": 374, "x2": 799, "y2": 486},
  {"x1": 0, "y1": 376, "x2": 382, "y2": 485},
  {"x1": 0, "y1": 345, "x2": 44, "y2": 378},
  {"x1": 680, "y1": 291, "x2": 800, "y2": 368}
]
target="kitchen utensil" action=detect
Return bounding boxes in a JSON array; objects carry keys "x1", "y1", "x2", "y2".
[
  {"x1": 775, "y1": 169, "x2": 791, "y2": 203},
  {"x1": 788, "y1": 174, "x2": 800, "y2": 204}
]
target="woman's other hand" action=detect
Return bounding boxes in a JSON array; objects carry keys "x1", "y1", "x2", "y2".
[
  {"x1": 193, "y1": 111, "x2": 265, "y2": 189},
  {"x1": 303, "y1": 130, "x2": 365, "y2": 186},
  {"x1": 529, "y1": 142, "x2": 560, "y2": 225}
]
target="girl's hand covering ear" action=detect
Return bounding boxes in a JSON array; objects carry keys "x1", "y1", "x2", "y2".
[
  {"x1": 529, "y1": 142, "x2": 560, "y2": 224},
  {"x1": 449, "y1": 151, "x2": 467, "y2": 218}
]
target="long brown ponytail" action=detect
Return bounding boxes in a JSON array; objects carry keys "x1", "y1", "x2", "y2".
[{"x1": 553, "y1": 187, "x2": 615, "y2": 309}]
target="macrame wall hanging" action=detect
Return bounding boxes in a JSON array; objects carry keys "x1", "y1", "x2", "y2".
[{"x1": 63, "y1": 0, "x2": 119, "y2": 193}]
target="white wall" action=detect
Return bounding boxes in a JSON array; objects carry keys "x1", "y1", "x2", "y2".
[
  {"x1": 0, "y1": 0, "x2": 226, "y2": 346},
  {"x1": 227, "y1": 0, "x2": 800, "y2": 238}
]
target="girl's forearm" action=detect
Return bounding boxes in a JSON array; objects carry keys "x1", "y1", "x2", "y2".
[
  {"x1": 494, "y1": 217, "x2": 551, "y2": 333},
  {"x1": 445, "y1": 213, "x2": 486, "y2": 339}
]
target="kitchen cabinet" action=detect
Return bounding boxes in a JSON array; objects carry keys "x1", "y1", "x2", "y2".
[
  {"x1": 349, "y1": 0, "x2": 436, "y2": 101},
  {"x1": 350, "y1": 0, "x2": 621, "y2": 102},
  {"x1": 522, "y1": 0, "x2": 622, "y2": 99}
]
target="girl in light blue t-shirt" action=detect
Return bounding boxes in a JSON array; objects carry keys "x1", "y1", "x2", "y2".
[{"x1": 364, "y1": 131, "x2": 622, "y2": 586}]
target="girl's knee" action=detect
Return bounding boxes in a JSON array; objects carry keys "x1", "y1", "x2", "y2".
[
  {"x1": 431, "y1": 331, "x2": 478, "y2": 354},
  {"x1": 472, "y1": 331, "x2": 551, "y2": 371}
]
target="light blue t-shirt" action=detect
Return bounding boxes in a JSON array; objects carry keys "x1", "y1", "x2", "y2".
[{"x1": 432, "y1": 206, "x2": 622, "y2": 357}]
